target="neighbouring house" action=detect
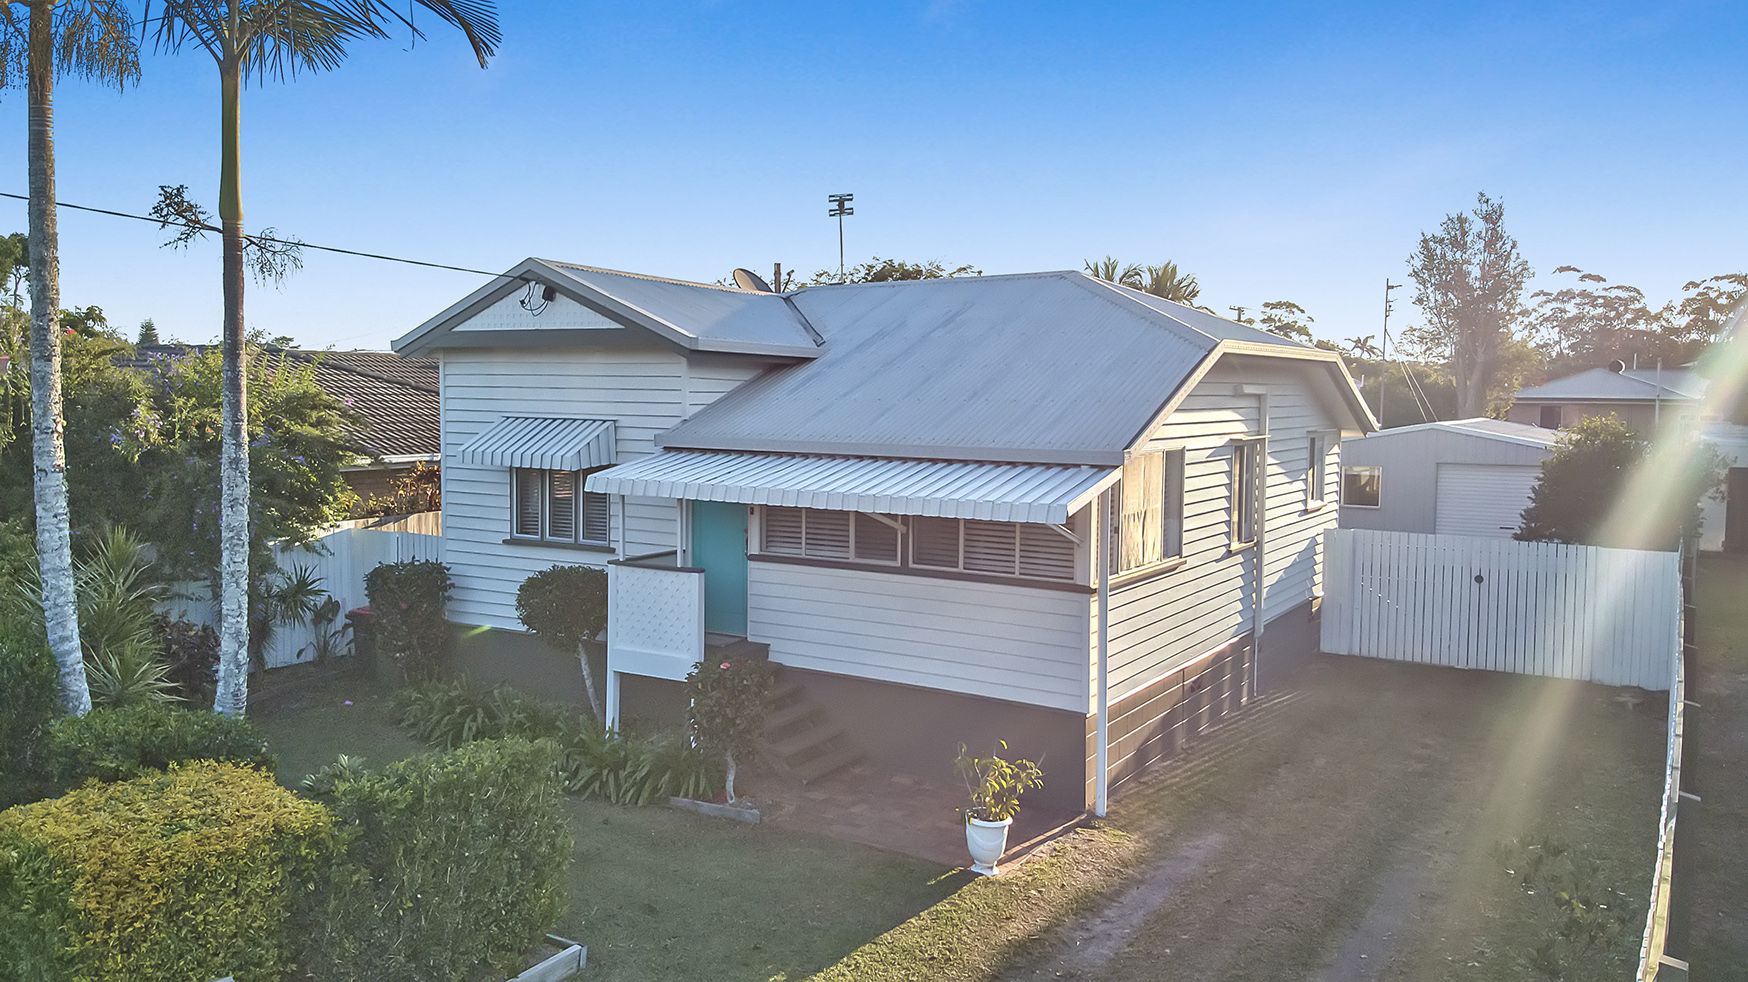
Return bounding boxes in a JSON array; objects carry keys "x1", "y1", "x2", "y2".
[
  {"x1": 130, "y1": 345, "x2": 440, "y2": 509},
  {"x1": 393, "y1": 261, "x2": 1376, "y2": 813},
  {"x1": 1506, "y1": 359, "x2": 1748, "y2": 553},
  {"x1": 1338, "y1": 418, "x2": 1557, "y2": 539}
]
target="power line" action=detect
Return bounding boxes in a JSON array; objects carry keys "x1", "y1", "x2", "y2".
[{"x1": 0, "y1": 191, "x2": 520, "y2": 282}]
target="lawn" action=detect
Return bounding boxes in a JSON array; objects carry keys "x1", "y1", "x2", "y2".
[
  {"x1": 251, "y1": 669, "x2": 958, "y2": 982},
  {"x1": 1681, "y1": 554, "x2": 1748, "y2": 974},
  {"x1": 815, "y1": 653, "x2": 1666, "y2": 982}
]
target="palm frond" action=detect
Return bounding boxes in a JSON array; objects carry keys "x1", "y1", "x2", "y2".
[
  {"x1": 0, "y1": 1, "x2": 140, "y2": 91},
  {"x1": 146, "y1": 0, "x2": 497, "y2": 78}
]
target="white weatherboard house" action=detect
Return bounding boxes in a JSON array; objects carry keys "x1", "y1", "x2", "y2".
[{"x1": 394, "y1": 262, "x2": 1376, "y2": 812}]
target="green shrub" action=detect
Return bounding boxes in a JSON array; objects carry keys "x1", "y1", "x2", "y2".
[
  {"x1": 394, "y1": 678, "x2": 720, "y2": 804},
  {"x1": 45, "y1": 704, "x2": 275, "y2": 788},
  {"x1": 0, "y1": 761, "x2": 336, "y2": 982},
  {"x1": 516, "y1": 564, "x2": 609, "y2": 719},
  {"x1": 155, "y1": 615, "x2": 219, "y2": 707},
  {"x1": 0, "y1": 633, "x2": 60, "y2": 808},
  {"x1": 298, "y1": 738, "x2": 572, "y2": 981},
  {"x1": 687, "y1": 655, "x2": 774, "y2": 802},
  {"x1": 364, "y1": 560, "x2": 452, "y2": 681}
]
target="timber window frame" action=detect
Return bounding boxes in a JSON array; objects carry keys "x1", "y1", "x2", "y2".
[
  {"x1": 1108, "y1": 447, "x2": 1186, "y2": 577},
  {"x1": 1230, "y1": 437, "x2": 1265, "y2": 548},
  {"x1": 1307, "y1": 434, "x2": 1330, "y2": 510},
  {"x1": 1341, "y1": 465, "x2": 1383, "y2": 508},
  {"x1": 511, "y1": 467, "x2": 611, "y2": 545}
]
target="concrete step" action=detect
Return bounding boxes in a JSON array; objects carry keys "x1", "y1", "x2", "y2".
[{"x1": 791, "y1": 745, "x2": 864, "y2": 785}]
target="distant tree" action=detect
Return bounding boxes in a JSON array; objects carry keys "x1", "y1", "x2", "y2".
[
  {"x1": 0, "y1": 231, "x2": 26, "y2": 305},
  {"x1": 1345, "y1": 335, "x2": 1382, "y2": 359},
  {"x1": 816, "y1": 257, "x2": 981, "y2": 284},
  {"x1": 1516, "y1": 414, "x2": 1725, "y2": 550},
  {"x1": 1529, "y1": 266, "x2": 1664, "y2": 368},
  {"x1": 1257, "y1": 300, "x2": 1314, "y2": 343},
  {"x1": 1083, "y1": 257, "x2": 1202, "y2": 305},
  {"x1": 136, "y1": 318, "x2": 159, "y2": 346},
  {"x1": 1, "y1": 0, "x2": 140, "y2": 717},
  {"x1": 1405, "y1": 192, "x2": 1532, "y2": 419},
  {"x1": 1344, "y1": 355, "x2": 1459, "y2": 428},
  {"x1": 58, "y1": 304, "x2": 110, "y2": 337},
  {"x1": 355, "y1": 461, "x2": 441, "y2": 517},
  {"x1": 1671, "y1": 273, "x2": 1748, "y2": 353}
]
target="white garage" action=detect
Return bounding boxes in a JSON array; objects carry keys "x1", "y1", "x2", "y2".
[
  {"x1": 1340, "y1": 418, "x2": 1557, "y2": 539},
  {"x1": 1433, "y1": 463, "x2": 1543, "y2": 538}
]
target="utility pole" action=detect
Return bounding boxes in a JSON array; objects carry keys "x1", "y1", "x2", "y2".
[
  {"x1": 827, "y1": 193, "x2": 854, "y2": 283},
  {"x1": 1381, "y1": 279, "x2": 1402, "y2": 424}
]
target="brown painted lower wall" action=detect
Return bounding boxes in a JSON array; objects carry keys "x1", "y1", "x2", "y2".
[
  {"x1": 1090, "y1": 598, "x2": 1322, "y2": 801},
  {"x1": 450, "y1": 626, "x2": 689, "y2": 729},
  {"x1": 776, "y1": 667, "x2": 1092, "y2": 813}
]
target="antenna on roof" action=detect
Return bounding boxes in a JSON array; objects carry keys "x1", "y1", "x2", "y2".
[
  {"x1": 732, "y1": 267, "x2": 774, "y2": 293},
  {"x1": 828, "y1": 193, "x2": 854, "y2": 283}
]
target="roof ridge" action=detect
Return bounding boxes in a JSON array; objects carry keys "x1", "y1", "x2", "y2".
[
  {"x1": 786, "y1": 269, "x2": 1078, "y2": 294},
  {"x1": 541, "y1": 260, "x2": 772, "y2": 295},
  {"x1": 1069, "y1": 271, "x2": 1221, "y2": 346}
]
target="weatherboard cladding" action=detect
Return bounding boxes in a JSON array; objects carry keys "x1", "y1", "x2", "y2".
[
  {"x1": 657, "y1": 271, "x2": 1232, "y2": 465},
  {"x1": 585, "y1": 449, "x2": 1114, "y2": 524},
  {"x1": 458, "y1": 416, "x2": 617, "y2": 471}
]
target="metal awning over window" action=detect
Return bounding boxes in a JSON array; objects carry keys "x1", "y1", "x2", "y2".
[
  {"x1": 459, "y1": 416, "x2": 616, "y2": 471},
  {"x1": 585, "y1": 450, "x2": 1117, "y2": 524}
]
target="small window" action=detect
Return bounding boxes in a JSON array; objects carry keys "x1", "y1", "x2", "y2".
[
  {"x1": 910, "y1": 516, "x2": 962, "y2": 569},
  {"x1": 1307, "y1": 435, "x2": 1329, "y2": 508},
  {"x1": 761, "y1": 507, "x2": 899, "y2": 565},
  {"x1": 510, "y1": 468, "x2": 610, "y2": 544},
  {"x1": 1109, "y1": 448, "x2": 1184, "y2": 575},
  {"x1": 1342, "y1": 465, "x2": 1382, "y2": 508},
  {"x1": 1231, "y1": 439, "x2": 1264, "y2": 545},
  {"x1": 853, "y1": 513, "x2": 901, "y2": 563},
  {"x1": 1538, "y1": 405, "x2": 1561, "y2": 429}
]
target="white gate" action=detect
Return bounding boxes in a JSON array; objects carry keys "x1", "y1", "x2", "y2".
[{"x1": 1321, "y1": 529, "x2": 1679, "y2": 690}]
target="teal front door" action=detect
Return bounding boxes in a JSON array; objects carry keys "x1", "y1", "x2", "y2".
[{"x1": 690, "y1": 501, "x2": 749, "y2": 636}]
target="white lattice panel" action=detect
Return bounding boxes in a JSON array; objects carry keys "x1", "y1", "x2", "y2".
[{"x1": 607, "y1": 563, "x2": 704, "y2": 680}]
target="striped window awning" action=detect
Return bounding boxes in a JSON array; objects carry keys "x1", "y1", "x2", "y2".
[
  {"x1": 459, "y1": 417, "x2": 617, "y2": 471},
  {"x1": 585, "y1": 449, "x2": 1117, "y2": 525}
]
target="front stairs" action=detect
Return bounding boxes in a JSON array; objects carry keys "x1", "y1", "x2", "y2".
[{"x1": 708, "y1": 636, "x2": 862, "y2": 785}]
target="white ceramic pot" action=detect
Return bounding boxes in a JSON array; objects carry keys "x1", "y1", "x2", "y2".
[{"x1": 965, "y1": 816, "x2": 1013, "y2": 876}]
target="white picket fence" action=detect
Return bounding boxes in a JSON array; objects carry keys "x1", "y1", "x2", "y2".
[
  {"x1": 1321, "y1": 529, "x2": 1680, "y2": 690},
  {"x1": 162, "y1": 524, "x2": 444, "y2": 669}
]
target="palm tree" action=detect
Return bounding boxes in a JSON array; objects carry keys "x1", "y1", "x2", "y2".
[
  {"x1": 0, "y1": 1, "x2": 139, "y2": 715},
  {"x1": 1083, "y1": 257, "x2": 1202, "y2": 305},
  {"x1": 1346, "y1": 335, "x2": 1383, "y2": 359},
  {"x1": 148, "y1": 0, "x2": 499, "y2": 716},
  {"x1": 1137, "y1": 262, "x2": 1200, "y2": 305}
]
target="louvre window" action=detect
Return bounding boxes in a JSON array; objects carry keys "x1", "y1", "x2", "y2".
[
  {"x1": 511, "y1": 468, "x2": 611, "y2": 544},
  {"x1": 761, "y1": 507, "x2": 1078, "y2": 583},
  {"x1": 1110, "y1": 449, "x2": 1184, "y2": 575},
  {"x1": 910, "y1": 517, "x2": 962, "y2": 570}
]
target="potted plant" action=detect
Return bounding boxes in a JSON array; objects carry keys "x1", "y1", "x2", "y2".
[{"x1": 955, "y1": 740, "x2": 1044, "y2": 876}]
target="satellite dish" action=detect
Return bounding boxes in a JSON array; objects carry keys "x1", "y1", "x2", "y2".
[
  {"x1": 1608, "y1": 359, "x2": 1627, "y2": 373},
  {"x1": 732, "y1": 267, "x2": 774, "y2": 293}
]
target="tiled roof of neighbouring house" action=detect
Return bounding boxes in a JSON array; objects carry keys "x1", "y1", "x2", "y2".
[{"x1": 127, "y1": 344, "x2": 438, "y2": 461}]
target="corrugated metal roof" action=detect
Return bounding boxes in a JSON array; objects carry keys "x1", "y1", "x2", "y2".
[
  {"x1": 657, "y1": 271, "x2": 1240, "y2": 465},
  {"x1": 1514, "y1": 365, "x2": 1707, "y2": 402},
  {"x1": 542, "y1": 262, "x2": 822, "y2": 355},
  {"x1": 585, "y1": 449, "x2": 1117, "y2": 524},
  {"x1": 459, "y1": 417, "x2": 616, "y2": 471},
  {"x1": 1355, "y1": 417, "x2": 1559, "y2": 450}
]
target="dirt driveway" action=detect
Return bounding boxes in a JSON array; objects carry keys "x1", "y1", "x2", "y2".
[{"x1": 1003, "y1": 654, "x2": 1664, "y2": 982}]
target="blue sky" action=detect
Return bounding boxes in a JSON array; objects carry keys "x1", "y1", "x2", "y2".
[{"x1": 1, "y1": 0, "x2": 1744, "y2": 351}]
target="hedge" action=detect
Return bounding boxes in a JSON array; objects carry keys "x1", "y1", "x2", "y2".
[
  {"x1": 44, "y1": 703, "x2": 275, "y2": 788},
  {"x1": 0, "y1": 761, "x2": 335, "y2": 982},
  {"x1": 364, "y1": 560, "x2": 452, "y2": 681},
  {"x1": 0, "y1": 633, "x2": 59, "y2": 808},
  {"x1": 298, "y1": 738, "x2": 573, "y2": 981}
]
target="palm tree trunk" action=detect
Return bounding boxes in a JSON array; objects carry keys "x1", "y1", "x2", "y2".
[
  {"x1": 26, "y1": 0, "x2": 91, "y2": 717},
  {"x1": 210, "y1": 62, "x2": 252, "y2": 717}
]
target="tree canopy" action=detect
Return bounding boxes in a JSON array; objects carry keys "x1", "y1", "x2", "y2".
[{"x1": 1516, "y1": 414, "x2": 1725, "y2": 550}]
